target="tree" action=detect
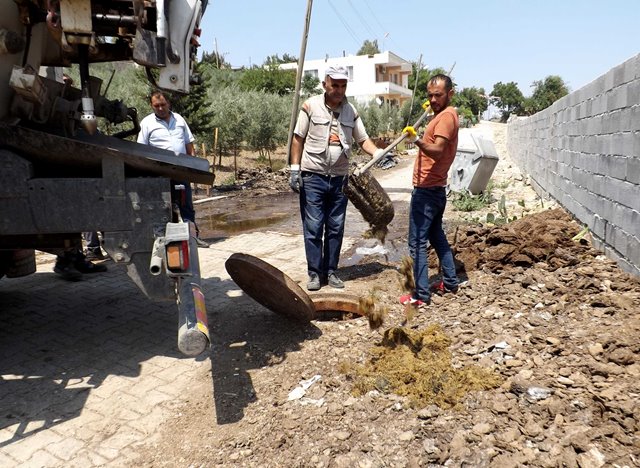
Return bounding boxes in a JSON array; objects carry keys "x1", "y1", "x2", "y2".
[
  {"x1": 452, "y1": 87, "x2": 488, "y2": 124},
  {"x1": 239, "y1": 64, "x2": 296, "y2": 96},
  {"x1": 301, "y1": 73, "x2": 320, "y2": 96},
  {"x1": 201, "y1": 50, "x2": 230, "y2": 69},
  {"x1": 524, "y1": 75, "x2": 569, "y2": 115},
  {"x1": 490, "y1": 81, "x2": 525, "y2": 122},
  {"x1": 263, "y1": 53, "x2": 298, "y2": 66},
  {"x1": 169, "y1": 61, "x2": 215, "y2": 145},
  {"x1": 357, "y1": 39, "x2": 380, "y2": 56}
]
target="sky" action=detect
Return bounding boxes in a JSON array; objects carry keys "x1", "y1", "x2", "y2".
[{"x1": 199, "y1": 0, "x2": 639, "y2": 97}]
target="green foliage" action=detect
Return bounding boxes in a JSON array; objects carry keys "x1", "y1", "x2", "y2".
[
  {"x1": 486, "y1": 195, "x2": 517, "y2": 225},
  {"x1": 244, "y1": 91, "x2": 290, "y2": 158},
  {"x1": 490, "y1": 81, "x2": 525, "y2": 121},
  {"x1": 239, "y1": 64, "x2": 296, "y2": 96},
  {"x1": 301, "y1": 73, "x2": 321, "y2": 96},
  {"x1": 209, "y1": 85, "x2": 247, "y2": 155},
  {"x1": 263, "y1": 53, "x2": 298, "y2": 66},
  {"x1": 169, "y1": 61, "x2": 215, "y2": 145},
  {"x1": 452, "y1": 87, "x2": 487, "y2": 123},
  {"x1": 523, "y1": 75, "x2": 569, "y2": 115},
  {"x1": 451, "y1": 189, "x2": 493, "y2": 212},
  {"x1": 357, "y1": 39, "x2": 380, "y2": 55},
  {"x1": 201, "y1": 50, "x2": 231, "y2": 69}
]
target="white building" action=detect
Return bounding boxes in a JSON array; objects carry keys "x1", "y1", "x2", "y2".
[{"x1": 281, "y1": 51, "x2": 413, "y2": 106}]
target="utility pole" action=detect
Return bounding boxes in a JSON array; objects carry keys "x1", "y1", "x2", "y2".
[
  {"x1": 214, "y1": 37, "x2": 220, "y2": 68},
  {"x1": 286, "y1": 0, "x2": 313, "y2": 164}
]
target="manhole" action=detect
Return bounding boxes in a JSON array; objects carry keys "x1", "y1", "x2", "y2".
[
  {"x1": 309, "y1": 293, "x2": 363, "y2": 321},
  {"x1": 225, "y1": 253, "x2": 364, "y2": 322},
  {"x1": 225, "y1": 253, "x2": 315, "y2": 322}
]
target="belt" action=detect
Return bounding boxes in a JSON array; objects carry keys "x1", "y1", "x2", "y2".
[
  {"x1": 414, "y1": 185, "x2": 446, "y2": 191},
  {"x1": 302, "y1": 171, "x2": 347, "y2": 179}
]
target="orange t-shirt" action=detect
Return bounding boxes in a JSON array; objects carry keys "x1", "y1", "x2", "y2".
[{"x1": 412, "y1": 106, "x2": 459, "y2": 188}]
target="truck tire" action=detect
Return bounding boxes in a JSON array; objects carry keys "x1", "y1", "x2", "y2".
[{"x1": 0, "y1": 249, "x2": 37, "y2": 278}]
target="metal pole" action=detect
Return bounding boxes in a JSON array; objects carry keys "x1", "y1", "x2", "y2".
[
  {"x1": 406, "y1": 53, "x2": 422, "y2": 126},
  {"x1": 286, "y1": 0, "x2": 313, "y2": 164}
]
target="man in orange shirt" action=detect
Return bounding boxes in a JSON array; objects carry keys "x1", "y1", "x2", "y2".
[{"x1": 400, "y1": 74, "x2": 459, "y2": 307}]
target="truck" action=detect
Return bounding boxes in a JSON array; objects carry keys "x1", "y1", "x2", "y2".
[{"x1": 0, "y1": 0, "x2": 214, "y2": 356}]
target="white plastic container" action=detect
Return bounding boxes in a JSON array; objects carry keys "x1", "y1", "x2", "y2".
[{"x1": 448, "y1": 134, "x2": 499, "y2": 194}]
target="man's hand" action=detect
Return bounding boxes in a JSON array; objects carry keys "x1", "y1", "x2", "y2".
[
  {"x1": 289, "y1": 164, "x2": 301, "y2": 192},
  {"x1": 402, "y1": 126, "x2": 419, "y2": 143}
]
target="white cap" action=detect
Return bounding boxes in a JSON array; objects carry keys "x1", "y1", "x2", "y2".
[{"x1": 325, "y1": 65, "x2": 349, "y2": 80}]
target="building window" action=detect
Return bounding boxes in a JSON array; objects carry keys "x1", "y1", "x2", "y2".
[
  {"x1": 305, "y1": 69, "x2": 318, "y2": 79},
  {"x1": 347, "y1": 66, "x2": 353, "y2": 81}
]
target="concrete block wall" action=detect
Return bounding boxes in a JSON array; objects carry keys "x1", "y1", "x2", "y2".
[{"x1": 507, "y1": 54, "x2": 640, "y2": 277}]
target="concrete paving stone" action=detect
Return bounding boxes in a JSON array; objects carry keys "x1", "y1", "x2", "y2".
[
  {"x1": 100, "y1": 427, "x2": 146, "y2": 451},
  {"x1": 125, "y1": 388, "x2": 172, "y2": 408},
  {"x1": 44, "y1": 436, "x2": 85, "y2": 461},
  {"x1": 0, "y1": 450, "x2": 19, "y2": 468},
  {"x1": 2, "y1": 428, "x2": 64, "y2": 462},
  {"x1": 124, "y1": 406, "x2": 170, "y2": 435},
  {"x1": 64, "y1": 449, "x2": 109, "y2": 468},
  {"x1": 27, "y1": 449, "x2": 64, "y2": 467},
  {"x1": 121, "y1": 375, "x2": 167, "y2": 398},
  {"x1": 94, "y1": 443, "x2": 120, "y2": 461}
]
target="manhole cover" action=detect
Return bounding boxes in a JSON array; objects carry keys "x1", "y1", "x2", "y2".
[{"x1": 224, "y1": 253, "x2": 315, "y2": 322}]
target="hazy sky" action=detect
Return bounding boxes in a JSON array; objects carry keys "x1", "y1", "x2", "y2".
[{"x1": 200, "y1": 0, "x2": 638, "y2": 96}]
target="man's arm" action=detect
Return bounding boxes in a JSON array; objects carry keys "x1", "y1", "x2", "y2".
[
  {"x1": 359, "y1": 138, "x2": 380, "y2": 156},
  {"x1": 415, "y1": 136, "x2": 449, "y2": 161},
  {"x1": 186, "y1": 142, "x2": 195, "y2": 156},
  {"x1": 290, "y1": 134, "x2": 304, "y2": 165}
]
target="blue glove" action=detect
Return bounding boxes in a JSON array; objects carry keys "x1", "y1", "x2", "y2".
[{"x1": 289, "y1": 165, "x2": 301, "y2": 192}]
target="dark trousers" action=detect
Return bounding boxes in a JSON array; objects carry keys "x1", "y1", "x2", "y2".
[
  {"x1": 299, "y1": 172, "x2": 348, "y2": 277},
  {"x1": 408, "y1": 186, "x2": 458, "y2": 301}
]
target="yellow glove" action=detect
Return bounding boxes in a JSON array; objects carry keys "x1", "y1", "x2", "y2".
[
  {"x1": 402, "y1": 125, "x2": 419, "y2": 143},
  {"x1": 421, "y1": 100, "x2": 431, "y2": 111}
]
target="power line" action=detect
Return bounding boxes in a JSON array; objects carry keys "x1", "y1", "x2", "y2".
[
  {"x1": 327, "y1": 0, "x2": 361, "y2": 48},
  {"x1": 361, "y1": 0, "x2": 386, "y2": 32},
  {"x1": 346, "y1": 0, "x2": 376, "y2": 39}
]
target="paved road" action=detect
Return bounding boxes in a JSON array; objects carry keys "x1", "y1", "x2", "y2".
[{"x1": 0, "y1": 125, "x2": 492, "y2": 466}]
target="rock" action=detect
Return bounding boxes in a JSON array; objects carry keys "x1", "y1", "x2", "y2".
[
  {"x1": 607, "y1": 348, "x2": 635, "y2": 365},
  {"x1": 587, "y1": 343, "x2": 604, "y2": 357},
  {"x1": 416, "y1": 405, "x2": 441, "y2": 420},
  {"x1": 398, "y1": 431, "x2": 414, "y2": 442},
  {"x1": 422, "y1": 438, "x2": 439, "y2": 454},
  {"x1": 575, "y1": 447, "x2": 605, "y2": 468},
  {"x1": 557, "y1": 376, "x2": 575, "y2": 386},
  {"x1": 472, "y1": 423, "x2": 493, "y2": 435},
  {"x1": 333, "y1": 431, "x2": 351, "y2": 441}
]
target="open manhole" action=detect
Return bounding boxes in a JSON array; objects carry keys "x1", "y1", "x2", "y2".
[
  {"x1": 225, "y1": 253, "x2": 363, "y2": 321},
  {"x1": 309, "y1": 293, "x2": 363, "y2": 321}
]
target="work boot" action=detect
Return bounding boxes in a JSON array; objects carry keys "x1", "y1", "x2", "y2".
[
  {"x1": 74, "y1": 253, "x2": 107, "y2": 274},
  {"x1": 399, "y1": 293, "x2": 429, "y2": 308},
  {"x1": 327, "y1": 272, "x2": 344, "y2": 289},
  {"x1": 54, "y1": 257, "x2": 83, "y2": 281},
  {"x1": 85, "y1": 248, "x2": 105, "y2": 260},
  {"x1": 307, "y1": 272, "x2": 321, "y2": 291}
]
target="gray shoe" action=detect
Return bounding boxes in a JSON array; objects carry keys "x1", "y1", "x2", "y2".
[
  {"x1": 328, "y1": 272, "x2": 344, "y2": 289},
  {"x1": 307, "y1": 273, "x2": 321, "y2": 291}
]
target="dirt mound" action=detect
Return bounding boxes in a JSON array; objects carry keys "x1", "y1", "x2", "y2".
[{"x1": 453, "y1": 208, "x2": 588, "y2": 273}]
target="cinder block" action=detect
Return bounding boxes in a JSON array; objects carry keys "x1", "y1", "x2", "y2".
[
  {"x1": 627, "y1": 79, "x2": 640, "y2": 107},
  {"x1": 602, "y1": 111, "x2": 622, "y2": 135},
  {"x1": 614, "y1": 179, "x2": 640, "y2": 211},
  {"x1": 598, "y1": 156, "x2": 628, "y2": 180},
  {"x1": 614, "y1": 204, "x2": 640, "y2": 238},
  {"x1": 591, "y1": 213, "x2": 607, "y2": 238},
  {"x1": 627, "y1": 155, "x2": 640, "y2": 184},
  {"x1": 606, "y1": 223, "x2": 630, "y2": 257}
]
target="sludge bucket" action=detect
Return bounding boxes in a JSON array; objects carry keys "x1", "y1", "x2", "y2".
[{"x1": 344, "y1": 170, "x2": 394, "y2": 242}]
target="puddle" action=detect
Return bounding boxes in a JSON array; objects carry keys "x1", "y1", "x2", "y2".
[{"x1": 197, "y1": 192, "x2": 300, "y2": 238}]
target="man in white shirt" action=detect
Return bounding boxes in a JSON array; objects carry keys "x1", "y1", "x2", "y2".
[{"x1": 137, "y1": 91, "x2": 208, "y2": 247}]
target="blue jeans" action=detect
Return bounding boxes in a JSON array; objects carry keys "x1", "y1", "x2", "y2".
[
  {"x1": 299, "y1": 172, "x2": 348, "y2": 277},
  {"x1": 408, "y1": 186, "x2": 458, "y2": 301}
]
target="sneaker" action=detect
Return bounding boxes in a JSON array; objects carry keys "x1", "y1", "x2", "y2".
[
  {"x1": 399, "y1": 293, "x2": 429, "y2": 307},
  {"x1": 430, "y1": 280, "x2": 458, "y2": 295},
  {"x1": 307, "y1": 273, "x2": 321, "y2": 291},
  {"x1": 327, "y1": 272, "x2": 344, "y2": 289},
  {"x1": 54, "y1": 263, "x2": 83, "y2": 281},
  {"x1": 195, "y1": 237, "x2": 210, "y2": 248}
]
